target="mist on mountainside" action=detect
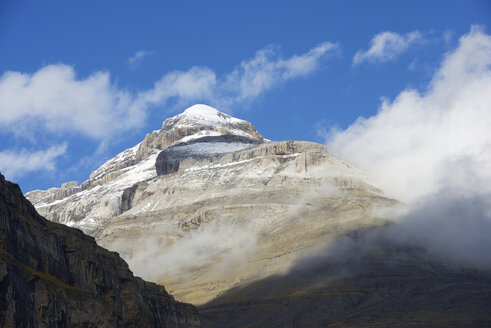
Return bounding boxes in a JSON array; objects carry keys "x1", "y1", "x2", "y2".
[{"x1": 325, "y1": 26, "x2": 491, "y2": 270}]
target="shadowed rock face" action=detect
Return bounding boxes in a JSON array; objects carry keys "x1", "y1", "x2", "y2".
[
  {"x1": 0, "y1": 173, "x2": 200, "y2": 327},
  {"x1": 122, "y1": 182, "x2": 149, "y2": 212},
  {"x1": 156, "y1": 135, "x2": 262, "y2": 175},
  {"x1": 199, "y1": 230, "x2": 491, "y2": 328}
]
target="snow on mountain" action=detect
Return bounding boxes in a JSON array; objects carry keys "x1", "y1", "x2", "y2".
[
  {"x1": 24, "y1": 104, "x2": 393, "y2": 306},
  {"x1": 25, "y1": 104, "x2": 265, "y2": 233},
  {"x1": 179, "y1": 104, "x2": 245, "y2": 127}
]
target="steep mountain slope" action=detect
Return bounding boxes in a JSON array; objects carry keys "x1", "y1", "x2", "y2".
[
  {"x1": 199, "y1": 231, "x2": 491, "y2": 327},
  {"x1": 0, "y1": 173, "x2": 199, "y2": 327},
  {"x1": 25, "y1": 105, "x2": 396, "y2": 305}
]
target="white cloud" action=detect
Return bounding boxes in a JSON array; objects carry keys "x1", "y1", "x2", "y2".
[
  {"x1": 0, "y1": 144, "x2": 67, "y2": 180},
  {"x1": 0, "y1": 42, "x2": 338, "y2": 177},
  {"x1": 136, "y1": 66, "x2": 217, "y2": 109},
  {"x1": 138, "y1": 41, "x2": 340, "y2": 110},
  {"x1": 0, "y1": 42, "x2": 338, "y2": 142},
  {"x1": 220, "y1": 42, "x2": 339, "y2": 104},
  {"x1": 353, "y1": 31, "x2": 422, "y2": 65},
  {"x1": 127, "y1": 50, "x2": 154, "y2": 69},
  {"x1": 121, "y1": 221, "x2": 257, "y2": 282},
  {"x1": 329, "y1": 26, "x2": 491, "y2": 202},
  {"x1": 0, "y1": 65, "x2": 142, "y2": 139},
  {"x1": 327, "y1": 26, "x2": 491, "y2": 269}
]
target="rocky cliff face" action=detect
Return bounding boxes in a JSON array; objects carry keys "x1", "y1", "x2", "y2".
[{"x1": 0, "y1": 173, "x2": 199, "y2": 327}]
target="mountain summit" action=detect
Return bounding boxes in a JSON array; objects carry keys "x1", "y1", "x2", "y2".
[{"x1": 26, "y1": 105, "x2": 264, "y2": 233}]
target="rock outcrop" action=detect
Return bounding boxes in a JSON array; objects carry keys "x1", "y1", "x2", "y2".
[
  {"x1": 155, "y1": 135, "x2": 262, "y2": 176},
  {"x1": 138, "y1": 105, "x2": 264, "y2": 161},
  {"x1": 0, "y1": 173, "x2": 200, "y2": 327}
]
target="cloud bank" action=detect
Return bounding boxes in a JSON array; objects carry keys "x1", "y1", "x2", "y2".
[
  {"x1": 328, "y1": 26, "x2": 491, "y2": 269},
  {"x1": 353, "y1": 30, "x2": 422, "y2": 65}
]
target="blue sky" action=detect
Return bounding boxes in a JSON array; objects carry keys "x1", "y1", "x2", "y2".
[{"x1": 0, "y1": 0, "x2": 490, "y2": 192}]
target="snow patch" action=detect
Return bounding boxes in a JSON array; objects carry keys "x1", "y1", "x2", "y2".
[{"x1": 172, "y1": 142, "x2": 254, "y2": 156}]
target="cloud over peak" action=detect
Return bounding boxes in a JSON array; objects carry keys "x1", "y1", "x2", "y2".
[
  {"x1": 327, "y1": 26, "x2": 491, "y2": 269},
  {"x1": 353, "y1": 30, "x2": 422, "y2": 65}
]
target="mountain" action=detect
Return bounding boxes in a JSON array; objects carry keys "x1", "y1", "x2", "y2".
[
  {"x1": 22, "y1": 104, "x2": 491, "y2": 327},
  {"x1": 0, "y1": 173, "x2": 199, "y2": 327},
  {"x1": 26, "y1": 104, "x2": 395, "y2": 305}
]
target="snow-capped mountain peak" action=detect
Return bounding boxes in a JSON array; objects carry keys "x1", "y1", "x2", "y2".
[
  {"x1": 25, "y1": 104, "x2": 266, "y2": 232},
  {"x1": 178, "y1": 104, "x2": 243, "y2": 126}
]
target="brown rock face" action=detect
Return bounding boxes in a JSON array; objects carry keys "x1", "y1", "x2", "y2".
[
  {"x1": 0, "y1": 173, "x2": 200, "y2": 327},
  {"x1": 122, "y1": 182, "x2": 149, "y2": 212}
]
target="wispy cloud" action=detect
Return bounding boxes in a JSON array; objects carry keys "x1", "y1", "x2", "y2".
[
  {"x1": 0, "y1": 144, "x2": 67, "y2": 180},
  {"x1": 0, "y1": 42, "x2": 338, "y2": 141},
  {"x1": 220, "y1": 42, "x2": 339, "y2": 104},
  {"x1": 124, "y1": 221, "x2": 258, "y2": 281},
  {"x1": 353, "y1": 31, "x2": 422, "y2": 66},
  {"x1": 137, "y1": 41, "x2": 340, "y2": 110},
  {"x1": 327, "y1": 26, "x2": 491, "y2": 269},
  {"x1": 127, "y1": 50, "x2": 154, "y2": 69}
]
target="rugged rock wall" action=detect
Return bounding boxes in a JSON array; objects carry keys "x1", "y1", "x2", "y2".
[{"x1": 0, "y1": 173, "x2": 200, "y2": 327}]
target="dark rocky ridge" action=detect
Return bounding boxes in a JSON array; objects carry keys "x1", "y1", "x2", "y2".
[{"x1": 0, "y1": 173, "x2": 200, "y2": 327}]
